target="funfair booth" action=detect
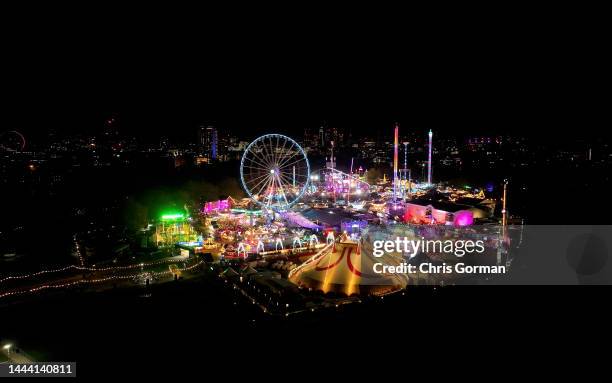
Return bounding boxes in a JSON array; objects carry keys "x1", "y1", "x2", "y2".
[{"x1": 403, "y1": 201, "x2": 474, "y2": 226}]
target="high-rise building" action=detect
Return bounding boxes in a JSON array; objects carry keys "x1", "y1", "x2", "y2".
[
  {"x1": 198, "y1": 125, "x2": 218, "y2": 160},
  {"x1": 303, "y1": 127, "x2": 321, "y2": 152},
  {"x1": 330, "y1": 126, "x2": 344, "y2": 148}
]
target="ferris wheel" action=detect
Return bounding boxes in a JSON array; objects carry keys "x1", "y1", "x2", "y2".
[
  {"x1": 0, "y1": 130, "x2": 26, "y2": 152},
  {"x1": 240, "y1": 134, "x2": 310, "y2": 210}
]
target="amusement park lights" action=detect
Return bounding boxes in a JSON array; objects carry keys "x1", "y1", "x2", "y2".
[
  {"x1": 393, "y1": 123, "x2": 399, "y2": 201},
  {"x1": 73, "y1": 235, "x2": 85, "y2": 267},
  {"x1": 239, "y1": 134, "x2": 310, "y2": 211},
  {"x1": 0, "y1": 258, "x2": 193, "y2": 285},
  {"x1": 287, "y1": 241, "x2": 334, "y2": 279},
  {"x1": 0, "y1": 259, "x2": 205, "y2": 300},
  {"x1": 161, "y1": 213, "x2": 185, "y2": 221},
  {"x1": 427, "y1": 129, "x2": 433, "y2": 185}
]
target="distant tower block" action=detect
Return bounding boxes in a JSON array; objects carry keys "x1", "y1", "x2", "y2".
[
  {"x1": 427, "y1": 129, "x2": 433, "y2": 184},
  {"x1": 211, "y1": 129, "x2": 218, "y2": 159}
]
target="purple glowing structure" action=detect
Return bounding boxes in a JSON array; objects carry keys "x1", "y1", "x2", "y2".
[{"x1": 427, "y1": 129, "x2": 433, "y2": 185}]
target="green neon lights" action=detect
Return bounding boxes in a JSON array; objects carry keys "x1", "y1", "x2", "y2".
[{"x1": 161, "y1": 213, "x2": 185, "y2": 221}]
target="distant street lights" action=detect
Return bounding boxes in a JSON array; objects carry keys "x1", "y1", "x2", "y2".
[{"x1": 3, "y1": 343, "x2": 12, "y2": 355}]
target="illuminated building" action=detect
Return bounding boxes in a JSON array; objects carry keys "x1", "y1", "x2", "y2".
[
  {"x1": 202, "y1": 197, "x2": 234, "y2": 214},
  {"x1": 341, "y1": 220, "x2": 368, "y2": 236},
  {"x1": 403, "y1": 201, "x2": 475, "y2": 226},
  {"x1": 302, "y1": 127, "x2": 319, "y2": 151},
  {"x1": 318, "y1": 168, "x2": 370, "y2": 201},
  {"x1": 198, "y1": 125, "x2": 218, "y2": 160},
  {"x1": 155, "y1": 213, "x2": 198, "y2": 246}
]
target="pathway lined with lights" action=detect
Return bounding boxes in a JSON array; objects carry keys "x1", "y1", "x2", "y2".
[
  {"x1": 0, "y1": 258, "x2": 203, "y2": 300},
  {"x1": 1, "y1": 347, "x2": 33, "y2": 364},
  {"x1": 0, "y1": 256, "x2": 189, "y2": 285}
]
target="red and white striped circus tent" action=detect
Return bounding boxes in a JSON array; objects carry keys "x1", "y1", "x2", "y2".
[{"x1": 288, "y1": 236, "x2": 408, "y2": 296}]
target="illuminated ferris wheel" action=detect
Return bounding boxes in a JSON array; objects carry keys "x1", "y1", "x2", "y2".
[
  {"x1": 240, "y1": 134, "x2": 310, "y2": 210},
  {"x1": 0, "y1": 130, "x2": 26, "y2": 152}
]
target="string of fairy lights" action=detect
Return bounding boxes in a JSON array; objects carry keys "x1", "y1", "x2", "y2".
[
  {"x1": 0, "y1": 257, "x2": 189, "y2": 284},
  {"x1": 287, "y1": 242, "x2": 334, "y2": 279},
  {"x1": 74, "y1": 234, "x2": 85, "y2": 267},
  {"x1": 0, "y1": 259, "x2": 204, "y2": 300}
]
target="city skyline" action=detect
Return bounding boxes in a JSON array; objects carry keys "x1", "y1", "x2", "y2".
[{"x1": 1, "y1": 4, "x2": 608, "y2": 378}]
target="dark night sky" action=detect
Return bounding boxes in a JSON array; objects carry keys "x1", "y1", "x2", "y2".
[{"x1": 1, "y1": 5, "x2": 607, "y2": 143}]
